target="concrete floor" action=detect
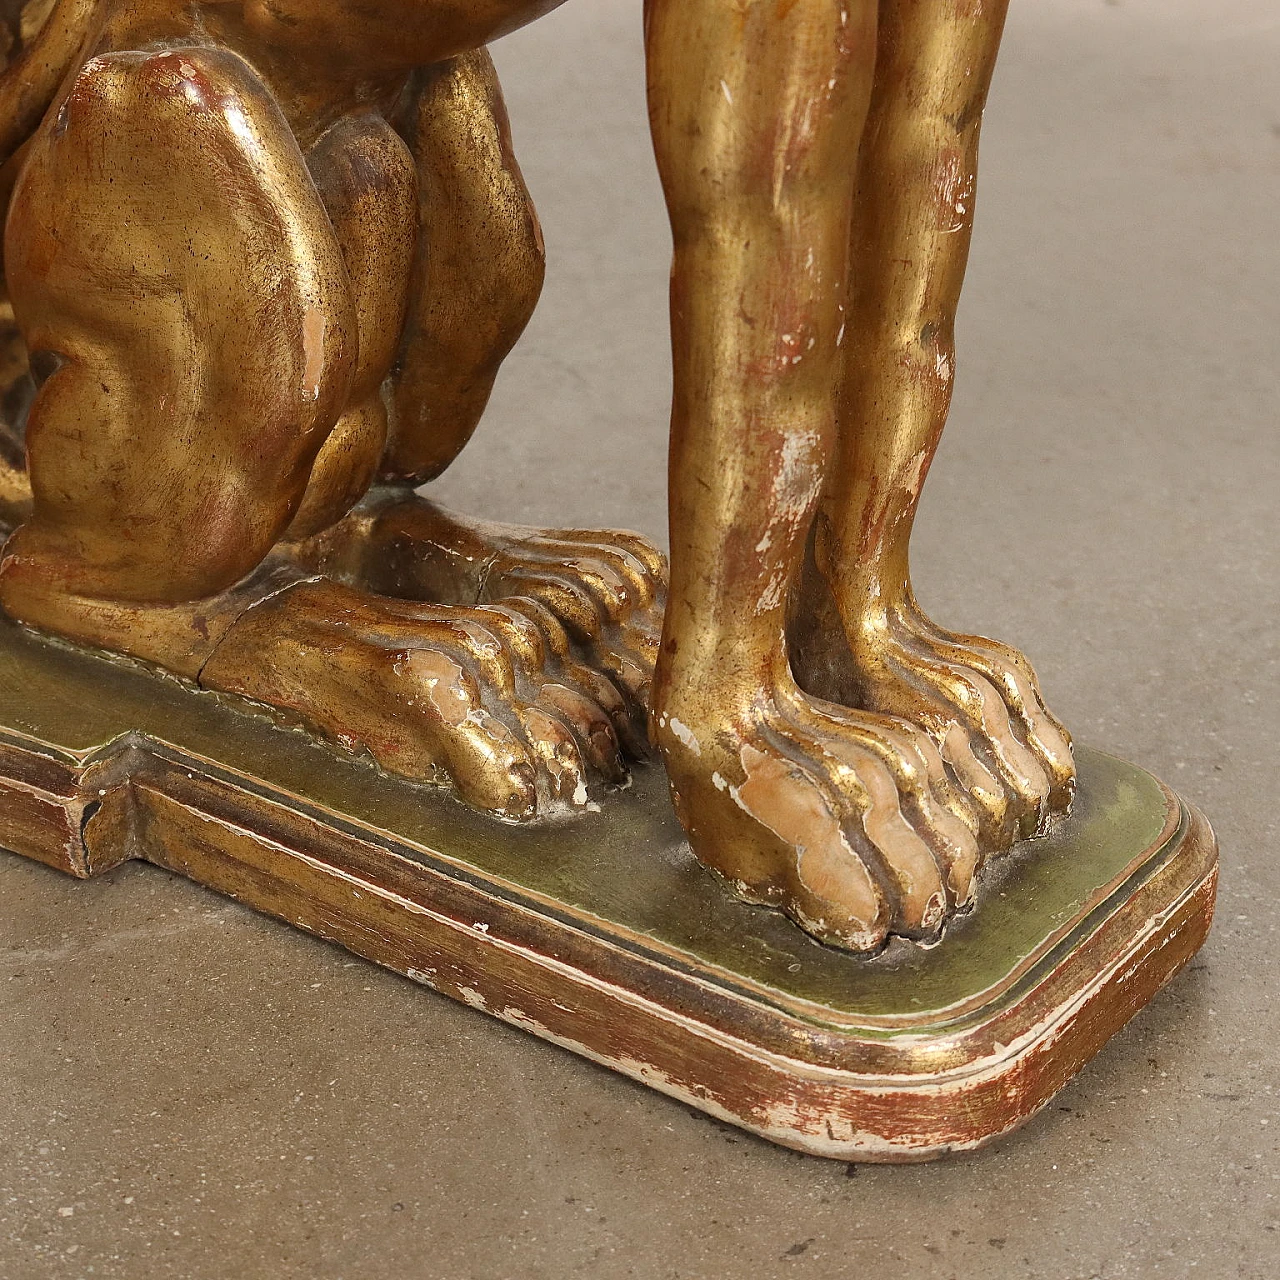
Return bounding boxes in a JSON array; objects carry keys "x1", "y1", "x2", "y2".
[{"x1": 2, "y1": 1, "x2": 1277, "y2": 1276}]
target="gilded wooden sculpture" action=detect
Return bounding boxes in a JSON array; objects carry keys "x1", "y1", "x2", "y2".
[{"x1": 0, "y1": 0, "x2": 1217, "y2": 1159}]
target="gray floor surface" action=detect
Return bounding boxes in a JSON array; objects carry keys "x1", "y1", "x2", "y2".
[{"x1": 2, "y1": 1, "x2": 1277, "y2": 1276}]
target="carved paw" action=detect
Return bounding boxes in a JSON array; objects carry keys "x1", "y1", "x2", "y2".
[
  {"x1": 200, "y1": 579, "x2": 633, "y2": 819},
  {"x1": 654, "y1": 675, "x2": 981, "y2": 950},
  {"x1": 847, "y1": 594, "x2": 1076, "y2": 847},
  {"x1": 291, "y1": 494, "x2": 667, "y2": 750},
  {"x1": 478, "y1": 525, "x2": 665, "y2": 725}
]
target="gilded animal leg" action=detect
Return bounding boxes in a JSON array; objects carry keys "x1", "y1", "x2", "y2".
[
  {"x1": 0, "y1": 47, "x2": 622, "y2": 815},
  {"x1": 794, "y1": 0, "x2": 1075, "y2": 849},
  {"x1": 284, "y1": 110, "x2": 420, "y2": 542},
  {"x1": 382, "y1": 49, "x2": 545, "y2": 489},
  {"x1": 0, "y1": 45, "x2": 357, "y2": 672},
  {"x1": 644, "y1": 0, "x2": 981, "y2": 950},
  {"x1": 286, "y1": 51, "x2": 665, "y2": 747}
]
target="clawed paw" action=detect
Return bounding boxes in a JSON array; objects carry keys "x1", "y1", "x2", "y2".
[
  {"x1": 292, "y1": 494, "x2": 667, "y2": 750},
  {"x1": 200, "y1": 579, "x2": 635, "y2": 819},
  {"x1": 654, "y1": 678, "x2": 982, "y2": 951},
  {"x1": 475, "y1": 525, "x2": 665, "y2": 735},
  {"x1": 847, "y1": 593, "x2": 1075, "y2": 848}
]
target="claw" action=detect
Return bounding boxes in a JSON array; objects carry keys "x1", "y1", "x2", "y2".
[
  {"x1": 538, "y1": 682, "x2": 626, "y2": 783},
  {"x1": 517, "y1": 704, "x2": 589, "y2": 807}
]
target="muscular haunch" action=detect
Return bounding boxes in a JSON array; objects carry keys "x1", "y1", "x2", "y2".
[{"x1": 0, "y1": 0, "x2": 661, "y2": 810}]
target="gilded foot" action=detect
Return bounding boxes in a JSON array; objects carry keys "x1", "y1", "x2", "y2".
[
  {"x1": 200, "y1": 578, "x2": 631, "y2": 819},
  {"x1": 836, "y1": 591, "x2": 1076, "y2": 848},
  {"x1": 287, "y1": 491, "x2": 667, "y2": 750},
  {"x1": 653, "y1": 671, "x2": 981, "y2": 950}
]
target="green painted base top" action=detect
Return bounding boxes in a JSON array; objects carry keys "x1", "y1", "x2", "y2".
[{"x1": 0, "y1": 621, "x2": 1186, "y2": 1037}]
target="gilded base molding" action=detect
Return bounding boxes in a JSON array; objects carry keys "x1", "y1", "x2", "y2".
[{"x1": 0, "y1": 622, "x2": 1217, "y2": 1161}]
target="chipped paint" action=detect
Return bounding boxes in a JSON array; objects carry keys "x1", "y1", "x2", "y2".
[
  {"x1": 729, "y1": 743, "x2": 882, "y2": 947},
  {"x1": 902, "y1": 447, "x2": 930, "y2": 500},
  {"x1": 942, "y1": 721, "x2": 1002, "y2": 798},
  {"x1": 667, "y1": 715, "x2": 701, "y2": 756}
]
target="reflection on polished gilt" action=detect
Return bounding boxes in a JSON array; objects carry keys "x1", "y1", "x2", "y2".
[{"x1": 0, "y1": 0, "x2": 1074, "y2": 951}]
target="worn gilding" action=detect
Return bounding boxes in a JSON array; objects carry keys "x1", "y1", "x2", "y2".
[
  {"x1": 0, "y1": 0, "x2": 1088, "y2": 953},
  {"x1": 0, "y1": 622, "x2": 1196, "y2": 1031}
]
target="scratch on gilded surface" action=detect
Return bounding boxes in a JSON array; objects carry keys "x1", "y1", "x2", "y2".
[
  {"x1": 936, "y1": 151, "x2": 975, "y2": 233},
  {"x1": 301, "y1": 307, "x2": 326, "y2": 401},
  {"x1": 755, "y1": 430, "x2": 822, "y2": 615}
]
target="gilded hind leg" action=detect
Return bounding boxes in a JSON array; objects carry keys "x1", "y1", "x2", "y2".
[
  {"x1": 0, "y1": 46, "x2": 357, "y2": 670},
  {"x1": 287, "y1": 51, "x2": 665, "y2": 743},
  {"x1": 1, "y1": 47, "x2": 623, "y2": 816}
]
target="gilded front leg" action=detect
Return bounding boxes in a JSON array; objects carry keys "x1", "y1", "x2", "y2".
[
  {"x1": 646, "y1": 0, "x2": 980, "y2": 950},
  {"x1": 798, "y1": 0, "x2": 1076, "y2": 848}
]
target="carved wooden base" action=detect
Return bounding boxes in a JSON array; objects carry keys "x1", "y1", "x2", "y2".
[{"x1": 0, "y1": 622, "x2": 1217, "y2": 1161}]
